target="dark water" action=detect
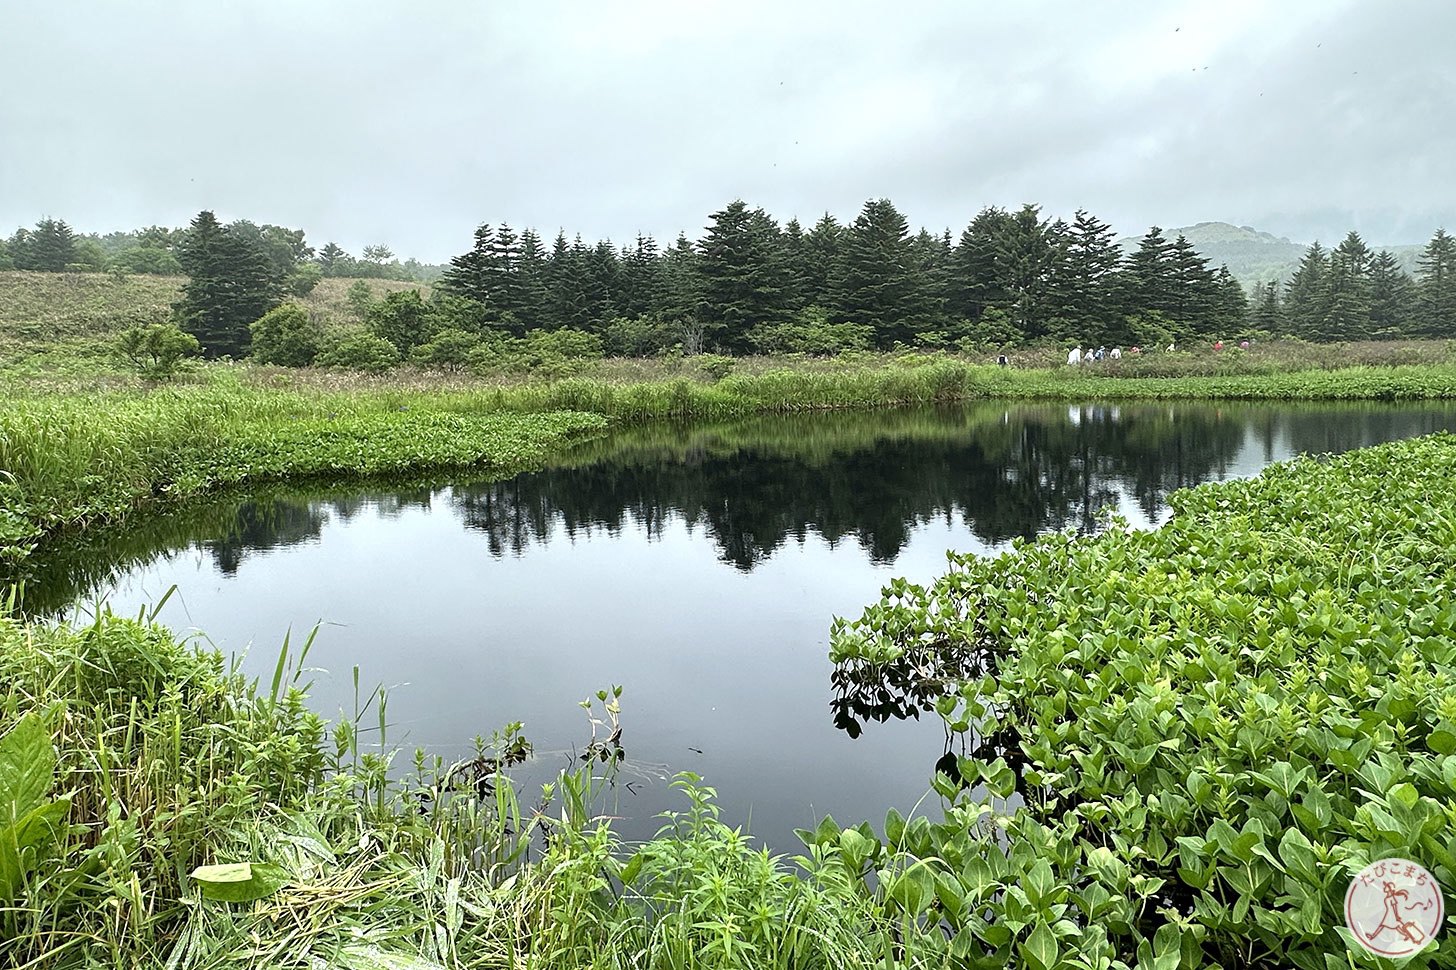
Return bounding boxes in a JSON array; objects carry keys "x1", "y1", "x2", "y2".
[{"x1": 28, "y1": 401, "x2": 1456, "y2": 850}]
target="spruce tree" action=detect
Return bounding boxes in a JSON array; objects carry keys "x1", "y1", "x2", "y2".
[
  {"x1": 659, "y1": 232, "x2": 703, "y2": 323},
  {"x1": 620, "y1": 233, "x2": 665, "y2": 320},
  {"x1": 316, "y1": 242, "x2": 349, "y2": 276},
  {"x1": 1212, "y1": 266, "x2": 1250, "y2": 334},
  {"x1": 1416, "y1": 228, "x2": 1456, "y2": 337},
  {"x1": 1166, "y1": 235, "x2": 1219, "y2": 335},
  {"x1": 697, "y1": 200, "x2": 790, "y2": 352},
  {"x1": 802, "y1": 214, "x2": 843, "y2": 309},
  {"x1": 1120, "y1": 227, "x2": 1177, "y2": 323},
  {"x1": 20, "y1": 218, "x2": 77, "y2": 271},
  {"x1": 1368, "y1": 249, "x2": 1417, "y2": 337},
  {"x1": 441, "y1": 225, "x2": 494, "y2": 304},
  {"x1": 1321, "y1": 231, "x2": 1373, "y2": 341},
  {"x1": 1253, "y1": 280, "x2": 1283, "y2": 333},
  {"x1": 174, "y1": 210, "x2": 284, "y2": 357},
  {"x1": 515, "y1": 228, "x2": 550, "y2": 331},
  {"x1": 949, "y1": 207, "x2": 1014, "y2": 323},
  {"x1": 1282, "y1": 242, "x2": 1329, "y2": 340},
  {"x1": 1047, "y1": 209, "x2": 1121, "y2": 342},
  {"x1": 990, "y1": 205, "x2": 1061, "y2": 341},
  {"x1": 831, "y1": 198, "x2": 929, "y2": 347}
]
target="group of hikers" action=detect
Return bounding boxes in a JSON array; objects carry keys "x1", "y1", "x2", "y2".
[
  {"x1": 1066, "y1": 345, "x2": 1133, "y2": 365},
  {"x1": 1064, "y1": 338, "x2": 1251, "y2": 366},
  {"x1": 988, "y1": 338, "x2": 1251, "y2": 369}
]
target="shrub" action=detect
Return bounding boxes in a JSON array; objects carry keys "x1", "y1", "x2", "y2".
[
  {"x1": 695, "y1": 353, "x2": 735, "y2": 381},
  {"x1": 248, "y1": 302, "x2": 318, "y2": 366},
  {"x1": 114, "y1": 322, "x2": 200, "y2": 380},
  {"x1": 604, "y1": 315, "x2": 678, "y2": 357},
  {"x1": 746, "y1": 306, "x2": 874, "y2": 356},
  {"x1": 365, "y1": 289, "x2": 435, "y2": 356},
  {"x1": 316, "y1": 330, "x2": 399, "y2": 372},
  {"x1": 345, "y1": 280, "x2": 375, "y2": 317},
  {"x1": 285, "y1": 263, "x2": 322, "y2": 297},
  {"x1": 411, "y1": 327, "x2": 480, "y2": 371}
]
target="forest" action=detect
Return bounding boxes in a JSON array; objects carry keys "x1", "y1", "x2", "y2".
[{"x1": 5, "y1": 200, "x2": 1453, "y2": 364}]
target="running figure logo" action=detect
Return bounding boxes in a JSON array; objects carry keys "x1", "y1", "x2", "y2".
[{"x1": 1345, "y1": 858, "x2": 1444, "y2": 957}]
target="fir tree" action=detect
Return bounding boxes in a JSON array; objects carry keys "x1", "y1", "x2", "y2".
[
  {"x1": 1368, "y1": 250, "x2": 1417, "y2": 336},
  {"x1": 1321, "y1": 231, "x2": 1373, "y2": 341},
  {"x1": 949, "y1": 207, "x2": 1014, "y2": 323},
  {"x1": 1416, "y1": 228, "x2": 1456, "y2": 337},
  {"x1": 174, "y1": 210, "x2": 284, "y2": 357},
  {"x1": 1282, "y1": 242, "x2": 1329, "y2": 340},
  {"x1": 832, "y1": 198, "x2": 929, "y2": 347}
]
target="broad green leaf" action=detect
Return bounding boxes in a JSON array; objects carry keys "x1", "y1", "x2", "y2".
[
  {"x1": 1019, "y1": 919, "x2": 1058, "y2": 970},
  {"x1": 0, "y1": 714, "x2": 55, "y2": 821},
  {"x1": 887, "y1": 863, "x2": 935, "y2": 916},
  {"x1": 619, "y1": 852, "x2": 644, "y2": 886}
]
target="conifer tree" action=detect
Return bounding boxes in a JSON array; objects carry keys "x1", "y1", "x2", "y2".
[
  {"x1": 1416, "y1": 228, "x2": 1456, "y2": 337},
  {"x1": 802, "y1": 214, "x2": 843, "y2": 309},
  {"x1": 697, "y1": 200, "x2": 791, "y2": 351},
  {"x1": 1282, "y1": 242, "x2": 1329, "y2": 340},
  {"x1": 990, "y1": 205, "x2": 1062, "y2": 341},
  {"x1": 1320, "y1": 231, "x2": 1373, "y2": 341},
  {"x1": 832, "y1": 198, "x2": 929, "y2": 346},
  {"x1": 1120, "y1": 227, "x2": 1177, "y2": 323},
  {"x1": 174, "y1": 210, "x2": 284, "y2": 357},
  {"x1": 1047, "y1": 209, "x2": 1121, "y2": 342},
  {"x1": 29, "y1": 218, "x2": 78, "y2": 271},
  {"x1": 1253, "y1": 280, "x2": 1283, "y2": 332},
  {"x1": 949, "y1": 207, "x2": 1014, "y2": 324},
  {"x1": 1368, "y1": 250, "x2": 1417, "y2": 336}
]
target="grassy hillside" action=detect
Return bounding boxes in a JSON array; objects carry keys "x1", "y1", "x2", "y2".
[{"x1": 0, "y1": 271, "x2": 429, "y2": 357}]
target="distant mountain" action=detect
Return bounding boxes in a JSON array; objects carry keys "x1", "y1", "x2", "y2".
[{"x1": 1116, "y1": 221, "x2": 1423, "y2": 289}]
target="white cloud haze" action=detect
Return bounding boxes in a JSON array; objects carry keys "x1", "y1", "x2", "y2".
[{"x1": 1, "y1": 0, "x2": 1452, "y2": 260}]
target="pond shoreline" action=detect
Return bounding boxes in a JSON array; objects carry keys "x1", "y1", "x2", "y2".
[{"x1": 7, "y1": 360, "x2": 1456, "y2": 569}]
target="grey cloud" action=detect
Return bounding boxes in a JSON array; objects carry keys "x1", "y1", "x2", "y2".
[{"x1": 1, "y1": 0, "x2": 1451, "y2": 261}]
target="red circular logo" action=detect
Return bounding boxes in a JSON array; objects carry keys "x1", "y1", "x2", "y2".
[{"x1": 1344, "y1": 858, "x2": 1444, "y2": 957}]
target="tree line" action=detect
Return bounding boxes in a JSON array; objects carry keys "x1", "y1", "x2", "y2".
[
  {"x1": 0, "y1": 217, "x2": 440, "y2": 284},
  {"x1": 11, "y1": 202, "x2": 1453, "y2": 362},
  {"x1": 434, "y1": 200, "x2": 1454, "y2": 355},
  {"x1": 1257, "y1": 230, "x2": 1456, "y2": 340}
]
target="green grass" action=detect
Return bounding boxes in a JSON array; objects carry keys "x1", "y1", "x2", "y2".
[{"x1": 0, "y1": 376, "x2": 606, "y2": 565}]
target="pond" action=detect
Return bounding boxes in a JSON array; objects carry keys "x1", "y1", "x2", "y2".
[{"x1": 28, "y1": 400, "x2": 1456, "y2": 851}]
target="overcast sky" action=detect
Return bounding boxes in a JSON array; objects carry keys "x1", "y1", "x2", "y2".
[{"x1": 2, "y1": 1, "x2": 1452, "y2": 262}]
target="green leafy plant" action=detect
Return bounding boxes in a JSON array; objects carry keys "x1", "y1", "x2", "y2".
[
  {"x1": 0, "y1": 713, "x2": 70, "y2": 903},
  {"x1": 114, "y1": 321, "x2": 200, "y2": 380}
]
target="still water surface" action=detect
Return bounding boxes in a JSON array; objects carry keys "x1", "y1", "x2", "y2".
[{"x1": 40, "y1": 401, "x2": 1456, "y2": 849}]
